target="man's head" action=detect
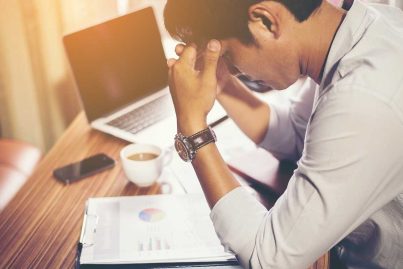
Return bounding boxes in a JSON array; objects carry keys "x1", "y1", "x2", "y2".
[
  {"x1": 164, "y1": 0, "x2": 322, "y2": 45},
  {"x1": 164, "y1": 0, "x2": 324, "y2": 89}
]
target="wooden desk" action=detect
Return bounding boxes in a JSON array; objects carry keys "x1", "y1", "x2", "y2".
[{"x1": 0, "y1": 112, "x2": 329, "y2": 268}]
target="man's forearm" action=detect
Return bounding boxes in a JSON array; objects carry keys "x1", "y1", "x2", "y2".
[
  {"x1": 192, "y1": 143, "x2": 241, "y2": 208},
  {"x1": 178, "y1": 116, "x2": 241, "y2": 209},
  {"x1": 217, "y1": 77, "x2": 270, "y2": 144}
]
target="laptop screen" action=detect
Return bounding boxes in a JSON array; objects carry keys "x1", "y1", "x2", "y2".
[{"x1": 64, "y1": 7, "x2": 168, "y2": 122}]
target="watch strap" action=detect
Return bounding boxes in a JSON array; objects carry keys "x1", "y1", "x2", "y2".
[{"x1": 188, "y1": 126, "x2": 216, "y2": 151}]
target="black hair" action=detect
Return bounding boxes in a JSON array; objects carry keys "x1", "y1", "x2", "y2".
[{"x1": 164, "y1": 0, "x2": 323, "y2": 45}]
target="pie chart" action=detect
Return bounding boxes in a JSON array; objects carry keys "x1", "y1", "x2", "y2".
[{"x1": 139, "y1": 208, "x2": 166, "y2": 222}]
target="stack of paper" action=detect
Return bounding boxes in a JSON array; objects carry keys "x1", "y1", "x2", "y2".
[{"x1": 79, "y1": 194, "x2": 236, "y2": 265}]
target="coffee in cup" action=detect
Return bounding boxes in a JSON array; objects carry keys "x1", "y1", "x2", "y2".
[
  {"x1": 120, "y1": 144, "x2": 171, "y2": 187},
  {"x1": 127, "y1": 152, "x2": 159, "y2": 161}
]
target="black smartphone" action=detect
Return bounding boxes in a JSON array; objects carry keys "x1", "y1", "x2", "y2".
[{"x1": 53, "y1": 153, "x2": 115, "y2": 184}]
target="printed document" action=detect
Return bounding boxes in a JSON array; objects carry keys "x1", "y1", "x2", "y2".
[{"x1": 80, "y1": 194, "x2": 236, "y2": 264}]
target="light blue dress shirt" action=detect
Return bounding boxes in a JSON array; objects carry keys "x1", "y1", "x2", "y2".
[{"x1": 210, "y1": 1, "x2": 403, "y2": 268}]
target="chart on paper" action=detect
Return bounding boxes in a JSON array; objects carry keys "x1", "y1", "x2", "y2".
[
  {"x1": 80, "y1": 195, "x2": 235, "y2": 264},
  {"x1": 136, "y1": 208, "x2": 171, "y2": 252},
  {"x1": 137, "y1": 236, "x2": 170, "y2": 252}
]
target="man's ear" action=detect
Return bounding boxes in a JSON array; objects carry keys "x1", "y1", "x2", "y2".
[{"x1": 248, "y1": 4, "x2": 281, "y2": 39}]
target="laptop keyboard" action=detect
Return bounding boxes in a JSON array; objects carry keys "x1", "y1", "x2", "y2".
[{"x1": 107, "y1": 95, "x2": 173, "y2": 134}]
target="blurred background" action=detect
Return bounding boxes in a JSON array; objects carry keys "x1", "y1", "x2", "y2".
[
  {"x1": 0, "y1": 0, "x2": 402, "y2": 153},
  {"x1": 0, "y1": 0, "x2": 171, "y2": 153}
]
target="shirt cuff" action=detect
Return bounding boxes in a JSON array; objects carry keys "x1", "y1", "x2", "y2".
[{"x1": 210, "y1": 187, "x2": 267, "y2": 266}]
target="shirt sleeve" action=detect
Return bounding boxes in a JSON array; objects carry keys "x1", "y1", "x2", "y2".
[
  {"x1": 211, "y1": 87, "x2": 403, "y2": 269},
  {"x1": 259, "y1": 78, "x2": 317, "y2": 161}
]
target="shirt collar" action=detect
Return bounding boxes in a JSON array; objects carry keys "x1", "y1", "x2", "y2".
[{"x1": 320, "y1": 0, "x2": 376, "y2": 89}]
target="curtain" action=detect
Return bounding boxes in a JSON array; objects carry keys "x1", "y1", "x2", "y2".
[
  {"x1": 0, "y1": 0, "x2": 80, "y2": 151},
  {"x1": 0, "y1": 0, "x2": 167, "y2": 152}
]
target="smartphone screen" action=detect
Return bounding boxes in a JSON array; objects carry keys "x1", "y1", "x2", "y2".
[{"x1": 53, "y1": 153, "x2": 115, "y2": 184}]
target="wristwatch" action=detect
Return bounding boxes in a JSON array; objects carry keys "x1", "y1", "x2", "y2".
[{"x1": 174, "y1": 126, "x2": 217, "y2": 162}]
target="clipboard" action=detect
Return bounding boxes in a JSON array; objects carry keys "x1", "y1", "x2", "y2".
[
  {"x1": 75, "y1": 195, "x2": 241, "y2": 269},
  {"x1": 76, "y1": 241, "x2": 240, "y2": 269}
]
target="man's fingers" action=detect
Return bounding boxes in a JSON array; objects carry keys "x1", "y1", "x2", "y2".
[
  {"x1": 167, "y1": 58, "x2": 176, "y2": 86},
  {"x1": 167, "y1": 58, "x2": 177, "y2": 68},
  {"x1": 201, "y1": 40, "x2": 221, "y2": 79},
  {"x1": 178, "y1": 43, "x2": 197, "y2": 68},
  {"x1": 175, "y1": 44, "x2": 185, "y2": 56}
]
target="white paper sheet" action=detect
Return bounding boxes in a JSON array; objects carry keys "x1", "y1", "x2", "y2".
[{"x1": 80, "y1": 195, "x2": 235, "y2": 264}]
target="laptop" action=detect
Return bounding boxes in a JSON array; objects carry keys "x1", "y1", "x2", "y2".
[{"x1": 64, "y1": 7, "x2": 225, "y2": 148}]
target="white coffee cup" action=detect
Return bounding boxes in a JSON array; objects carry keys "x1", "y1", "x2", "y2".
[{"x1": 120, "y1": 144, "x2": 172, "y2": 187}]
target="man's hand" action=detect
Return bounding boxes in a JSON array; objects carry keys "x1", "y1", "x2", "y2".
[
  {"x1": 167, "y1": 40, "x2": 222, "y2": 135},
  {"x1": 174, "y1": 43, "x2": 233, "y2": 96}
]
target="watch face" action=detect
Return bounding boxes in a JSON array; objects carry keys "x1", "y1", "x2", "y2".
[{"x1": 175, "y1": 139, "x2": 190, "y2": 161}]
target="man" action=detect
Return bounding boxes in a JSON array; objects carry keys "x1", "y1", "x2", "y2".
[{"x1": 164, "y1": 0, "x2": 403, "y2": 268}]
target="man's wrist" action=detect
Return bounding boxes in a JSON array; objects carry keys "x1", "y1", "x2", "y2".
[
  {"x1": 174, "y1": 124, "x2": 217, "y2": 162},
  {"x1": 177, "y1": 118, "x2": 208, "y2": 136}
]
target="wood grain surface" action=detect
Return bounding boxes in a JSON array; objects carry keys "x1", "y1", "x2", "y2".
[{"x1": 0, "y1": 112, "x2": 329, "y2": 269}]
